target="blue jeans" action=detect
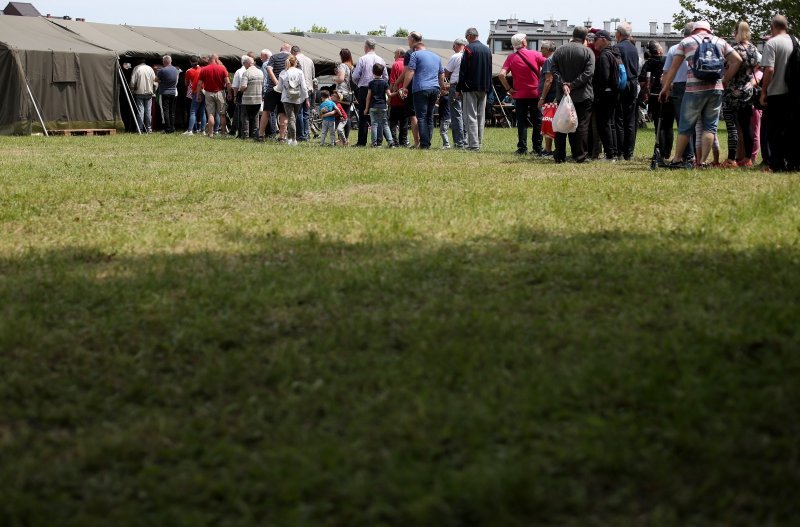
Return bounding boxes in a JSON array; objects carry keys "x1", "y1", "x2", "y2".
[
  {"x1": 297, "y1": 100, "x2": 311, "y2": 140},
  {"x1": 369, "y1": 108, "x2": 393, "y2": 145},
  {"x1": 413, "y1": 88, "x2": 440, "y2": 149},
  {"x1": 187, "y1": 94, "x2": 207, "y2": 133},
  {"x1": 134, "y1": 94, "x2": 152, "y2": 132},
  {"x1": 449, "y1": 90, "x2": 465, "y2": 147},
  {"x1": 679, "y1": 89, "x2": 723, "y2": 135}
]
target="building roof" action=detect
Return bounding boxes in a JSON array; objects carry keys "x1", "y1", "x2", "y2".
[{"x1": 3, "y1": 2, "x2": 41, "y2": 16}]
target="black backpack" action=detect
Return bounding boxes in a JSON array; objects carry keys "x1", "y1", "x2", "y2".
[
  {"x1": 608, "y1": 47, "x2": 625, "y2": 92},
  {"x1": 787, "y1": 35, "x2": 800, "y2": 94}
]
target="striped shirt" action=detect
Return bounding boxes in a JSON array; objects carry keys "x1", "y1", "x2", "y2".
[
  {"x1": 265, "y1": 52, "x2": 290, "y2": 92},
  {"x1": 675, "y1": 32, "x2": 735, "y2": 93}
]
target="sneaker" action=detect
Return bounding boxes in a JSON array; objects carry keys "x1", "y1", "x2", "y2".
[
  {"x1": 514, "y1": 148, "x2": 527, "y2": 155},
  {"x1": 720, "y1": 159, "x2": 738, "y2": 168},
  {"x1": 738, "y1": 160, "x2": 754, "y2": 169},
  {"x1": 540, "y1": 151, "x2": 553, "y2": 158},
  {"x1": 596, "y1": 157, "x2": 616, "y2": 163},
  {"x1": 665, "y1": 160, "x2": 694, "y2": 170},
  {"x1": 182, "y1": 130, "x2": 193, "y2": 135},
  {"x1": 442, "y1": 144, "x2": 451, "y2": 150}
]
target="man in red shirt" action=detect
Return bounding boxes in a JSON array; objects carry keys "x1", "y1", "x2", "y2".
[
  {"x1": 197, "y1": 53, "x2": 230, "y2": 137},
  {"x1": 499, "y1": 33, "x2": 547, "y2": 155},
  {"x1": 388, "y1": 48, "x2": 408, "y2": 146}
]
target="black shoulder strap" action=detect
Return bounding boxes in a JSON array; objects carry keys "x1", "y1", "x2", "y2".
[{"x1": 515, "y1": 49, "x2": 541, "y2": 77}]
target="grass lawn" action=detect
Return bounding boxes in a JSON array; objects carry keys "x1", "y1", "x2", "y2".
[{"x1": 1, "y1": 127, "x2": 799, "y2": 526}]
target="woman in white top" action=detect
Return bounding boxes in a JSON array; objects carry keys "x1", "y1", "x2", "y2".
[{"x1": 277, "y1": 55, "x2": 309, "y2": 145}]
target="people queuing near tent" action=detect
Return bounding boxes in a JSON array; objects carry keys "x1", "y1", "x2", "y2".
[{"x1": 133, "y1": 16, "x2": 798, "y2": 172}]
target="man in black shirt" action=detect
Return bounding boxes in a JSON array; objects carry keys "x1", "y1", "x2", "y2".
[
  {"x1": 456, "y1": 27, "x2": 493, "y2": 151},
  {"x1": 592, "y1": 30, "x2": 619, "y2": 160},
  {"x1": 614, "y1": 23, "x2": 640, "y2": 160}
]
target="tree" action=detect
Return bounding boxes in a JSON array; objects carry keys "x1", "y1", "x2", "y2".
[
  {"x1": 674, "y1": 0, "x2": 798, "y2": 39},
  {"x1": 288, "y1": 26, "x2": 302, "y2": 33},
  {"x1": 335, "y1": 29, "x2": 351, "y2": 35},
  {"x1": 234, "y1": 15, "x2": 267, "y2": 32},
  {"x1": 309, "y1": 24, "x2": 328, "y2": 33},
  {"x1": 367, "y1": 29, "x2": 385, "y2": 36},
  {"x1": 393, "y1": 28, "x2": 409, "y2": 38}
]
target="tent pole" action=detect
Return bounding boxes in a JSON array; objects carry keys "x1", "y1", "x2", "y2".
[
  {"x1": 24, "y1": 79, "x2": 49, "y2": 136},
  {"x1": 117, "y1": 59, "x2": 142, "y2": 134},
  {"x1": 492, "y1": 83, "x2": 511, "y2": 128}
]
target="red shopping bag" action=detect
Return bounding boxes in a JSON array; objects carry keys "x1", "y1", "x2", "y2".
[{"x1": 541, "y1": 102, "x2": 558, "y2": 139}]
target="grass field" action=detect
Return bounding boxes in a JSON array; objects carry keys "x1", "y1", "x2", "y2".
[{"x1": 1, "y1": 128, "x2": 799, "y2": 526}]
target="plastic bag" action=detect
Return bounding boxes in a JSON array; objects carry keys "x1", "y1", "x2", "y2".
[
  {"x1": 540, "y1": 103, "x2": 558, "y2": 139},
  {"x1": 552, "y1": 94, "x2": 578, "y2": 134}
]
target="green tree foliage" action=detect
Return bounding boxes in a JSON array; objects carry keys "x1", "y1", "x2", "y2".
[
  {"x1": 310, "y1": 24, "x2": 329, "y2": 33},
  {"x1": 234, "y1": 15, "x2": 268, "y2": 32},
  {"x1": 335, "y1": 30, "x2": 351, "y2": 35},
  {"x1": 393, "y1": 28, "x2": 410, "y2": 38},
  {"x1": 367, "y1": 29, "x2": 383, "y2": 36},
  {"x1": 674, "y1": 0, "x2": 799, "y2": 39}
]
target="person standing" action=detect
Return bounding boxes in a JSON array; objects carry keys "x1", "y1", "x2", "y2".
[
  {"x1": 591, "y1": 30, "x2": 619, "y2": 161},
  {"x1": 333, "y1": 48, "x2": 355, "y2": 141},
  {"x1": 388, "y1": 48, "x2": 408, "y2": 146},
  {"x1": 130, "y1": 59, "x2": 156, "y2": 133},
  {"x1": 759, "y1": 15, "x2": 799, "y2": 172},
  {"x1": 456, "y1": 27, "x2": 493, "y2": 151},
  {"x1": 258, "y1": 43, "x2": 291, "y2": 142},
  {"x1": 352, "y1": 38, "x2": 388, "y2": 146},
  {"x1": 640, "y1": 41, "x2": 672, "y2": 160},
  {"x1": 662, "y1": 23, "x2": 696, "y2": 163},
  {"x1": 291, "y1": 45, "x2": 315, "y2": 141},
  {"x1": 721, "y1": 21, "x2": 760, "y2": 168},
  {"x1": 444, "y1": 38, "x2": 467, "y2": 149},
  {"x1": 238, "y1": 56, "x2": 264, "y2": 140},
  {"x1": 364, "y1": 63, "x2": 395, "y2": 147},
  {"x1": 231, "y1": 55, "x2": 249, "y2": 137},
  {"x1": 537, "y1": 41, "x2": 559, "y2": 156},
  {"x1": 156, "y1": 55, "x2": 178, "y2": 134},
  {"x1": 614, "y1": 23, "x2": 640, "y2": 160},
  {"x1": 499, "y1": 33, "x2": 547, "y2": 155},
  {"x1": 277, "y1": 55, "x2": 309, "y2": 146},
  {"x1": 196, "y1": 53, "x2": 230, "y2": 138},
  {"x1": 402, "y1": 38, "x2": 446, "y2": 149},
  {"x1": 550, "y1": 26, "x2": 595, "y2": 163},
  {"x1": 660, "y1": 21, "x2": 742, "y2": 168}
]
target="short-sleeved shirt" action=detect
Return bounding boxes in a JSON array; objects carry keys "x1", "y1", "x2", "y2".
[
  {"x1": 445, "y1": 51, "x2": 463, "y2": 84},
  {"x1": 540, "y1": 57, "x2": 560, "y2": 102},
  {"x1": 664, "y1": 44, "x2": 689, "y2": 84},
  {"x1": 185, "y1": 66, "x2": 200, "y2": 97},
  {"x1": 232, "y1": 66, "x2": 246, "y2": 90},
  {"x1": 502, "y1": 48, "x2": 546, "y2": 99},
  {"x1": 389, "y1": 58, "x2": 405, "y2": 107},
  {"x1": 725, "y1": 42, "x2": 760, "y2": 106},
  {"x1": 266, "y1": 52, "x2": 290, "y2": 91},
  {"x1": 156, "y1": 65, "x2": 178, "y2": 96},
  {"x1": 675, "y1": 32, "x2": 735, "y2": 92},
  {"x1": 336, "y1": 63, "x2": 353, "y2": 96},
  {"x1": 761, "y1": 33, "x2": 794, "y2": 96},
  {"x1": 199, "y1": 63, "x2": 228, "y2": 93},
  {"x1": 407, "y1": 49, "x2": 443, "y2": 93},
  {"x1": 320, "y1": 99, "x2": 336, "y2": 121},
  {"x1": 368, "y1": 78, "x2": 389, "y2": 109},
  {"x1": 239, "y1": 66, "x2": 264, "y2": 105},
  {"x1": 639, "y1": 56, "x2": 666, "y2": 94}
]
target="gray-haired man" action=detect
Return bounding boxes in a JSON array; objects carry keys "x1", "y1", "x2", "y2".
[
  {"x1": 156, "y1": 55, "x2": 179, "y2": 133},
  {"x1": 456, "y1": 27, "x2": 493, "y2": 151},
  {"x1": 445, "y1": 38, "x2": 467, "y2": 148},
  {"x1": 352, "y1": 38, "x2": 388, "y2": 146}
]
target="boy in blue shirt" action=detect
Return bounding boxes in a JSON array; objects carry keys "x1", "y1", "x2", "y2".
[
  {"x1": 318, "y1": 90, "x2": 337, "y2": 146},
  {"x1": 364, "y1": 63, "x2": 395, "y2": 147}
]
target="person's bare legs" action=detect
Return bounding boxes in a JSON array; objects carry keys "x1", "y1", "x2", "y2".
[
  {"x1": 278, "y1": 113, "x2": 288, "y2": 140},
  {"x1": 700, "y1": 131, "x2": 715, "y2": 165},
  {"x1": 671, "y1": 133, "x2": 691, "y2": 162},
  {"x1": 409, "y1": 116, "x2": 420, "y2": 147},
  {"x1": 206, "y1": 111, "x2": 215, "y2": 138},
  {"x1": 259, "y1": 110, "x2": 271, "y2": 139}
]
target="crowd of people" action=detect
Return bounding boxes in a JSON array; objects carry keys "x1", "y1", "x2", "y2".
[{"x1": 128, "y1": 17, "x2": 799, "y2": 171}]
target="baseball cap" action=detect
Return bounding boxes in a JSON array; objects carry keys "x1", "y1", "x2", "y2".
[{"x1": 594, "y1": 30, "x2": 613, "y2": 41}]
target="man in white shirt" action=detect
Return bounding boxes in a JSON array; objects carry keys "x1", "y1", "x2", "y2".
[
  {"x1": 231, "y1": 55, "x2": 249, "y2": 137},
  {"x1": 351, "y1": 38, "x2": 387, "y2": 146},
  {"x1": 445, "y1": 38, "x2": 467, "y2": 148},
  {"x1": 130, "y1": 59, "x2": 156, "y2": 133}
]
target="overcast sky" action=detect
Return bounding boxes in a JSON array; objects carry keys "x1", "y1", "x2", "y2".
[{"x1": 33, "y1": 0, "x2": 681, "y2": 39}]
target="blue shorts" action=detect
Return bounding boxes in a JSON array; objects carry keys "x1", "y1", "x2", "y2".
[{"x1": 678, "y1": 89, "x2": 723, "y2": 135}]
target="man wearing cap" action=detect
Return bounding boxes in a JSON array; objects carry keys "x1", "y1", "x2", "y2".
[
  {"x1": 352, "y1": 38, "x2": 388, "y2": 146},
  {"x1": 760, "y1": 15, "x2": 799, "y2": 172},
  {"x1": 592, "y1": 30, "x2": 619, "y2": 160},
  {"x1": 445, "y1": 38, "x2": 467, "y2": 149},
  {"x1": 550, "y1": 26, "x2": 595, "y2": 163},
  {"x1": 457, "y1": 27, "x2": 493, "y2": 151},
  {"x1": 660, "y1": 20, "x2": 742, "y2": 168},
  {"x1": 662, "y1": 23, "x2": 696, "y2": 164},
  {"x1": 499, "y1": 33, "x2": 547, "y2": 156},
  {"x1": 614, "y1": 23, "x2": 640, "y2": 160}
]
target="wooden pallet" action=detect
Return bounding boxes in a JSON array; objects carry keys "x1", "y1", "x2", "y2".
[{"x1": 50, "y1": 129, "x2": 117, "y2": 136}]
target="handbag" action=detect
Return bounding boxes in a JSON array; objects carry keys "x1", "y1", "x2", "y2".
[
  {"x1": 552, "y1": 94, "x2": 578, "y2": 134},
  {"x1": 541, "y1": 102, "x2": 558, "y2": 138}
]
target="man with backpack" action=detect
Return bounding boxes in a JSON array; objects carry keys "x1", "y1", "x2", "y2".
[
  {"x1": 759, "y1": 15, "x2": 799, "y2": 172},
  {"x1": 614, "y1": 23, "x2": 640, "y2": 160},
  {"x1": 498, "y1": 33, "x2": 547, "y2": 155},
  {"x1": 659, "y1": 21, "x2": 742, "y2": 168},
  {"x1": 591, "y1": 30, "x2": 619, "y2": 161}
]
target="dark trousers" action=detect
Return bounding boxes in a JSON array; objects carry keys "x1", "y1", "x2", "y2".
[
  {"x1": 736, "y1": 105, "x2": 754, "y2": 160},
  {"x1": 766, "y1": 94, "x2": 800, "y2": 172},
  {"x1": 649, "y1": 95, "x2": 674, "y2": 159},
  {"x1": 615, "y1": 85, "x2": 638, "y2": 159},
  {"x1": 555, "y1": 98, "x2": 593, "y2": 163},
  {"x1": 515, "y1": 98, "x2": 542, "y2": 154},
  {"x1": 161, "y1": 94, "x2": 177, "y2": 133},
  {"x1": 356, "y1": 86, "x2": 370, "y2": 146},
  {"x1": 241, "y1": 104, "x2": 259, "y2": 139},
  {"x1": 389, "y1": 105, "x2": 408, "y2": 146},
  {"x1": 594, "y1": 92, "x2": 618, "y2": 159},
  {"x1": 413, "y1": 88, "x2": 439, "y2": 149},
  {"x1": 670, "y1": 83, "x2": 694, "y2": 161}
]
